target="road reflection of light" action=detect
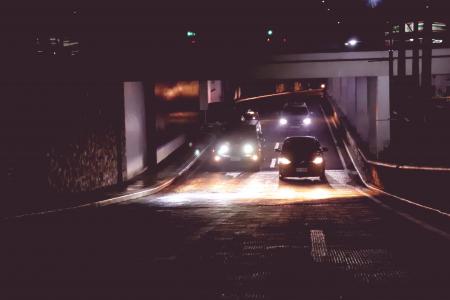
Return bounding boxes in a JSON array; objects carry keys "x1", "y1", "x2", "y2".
[{"x1": 152, "y1": 172, "x2": 366, "y2": 207}]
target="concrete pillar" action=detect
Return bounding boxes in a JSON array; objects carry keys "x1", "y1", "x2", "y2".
[
  {"x1": 123, "y1": 82, "x2": 147, "y2": 180},
  {"x1": 398, "y1": 21, "x2": 406, "y2": 78},
  {"x1": 199, "y1": 80, "x2": 208, "y2": 124},
  {"x1": 421, "y1": 18, "x2": 433, "y2": 102},
  {"x1": 356, "y1": 77, "x2": 369, "y2": 142},
  {"x1": 347, "y1": 77, "x2": 357, "y2": 124},
  {"x1": 144, "y1": 82, "x2": 157, "y2": 172},
  {"x1": 368, "y1": 76, "x2": 390, "y2": 157},
  {"x1": 412, "y1": 21, "x2": 420, "y2": 88}
]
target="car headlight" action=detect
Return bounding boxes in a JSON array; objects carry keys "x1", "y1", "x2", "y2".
[
  {"x1": 217, "y1": 144, "x2": 230, "y2": 156},
  {"x1": 242, "y1": 144, "x2": 254, "y2": 155},
  {"x1": 303, "y1": 117, "x2": 311, "y2": 125},
  {"x1": 312, "y1": 156, "x2": 323, "y2": 165},
  {"x1": 279, "y1": 118, "x2": 288, "y2": 126},
  {"x1": 278, "y1": 157, "x2": 291, "y2": 165}
]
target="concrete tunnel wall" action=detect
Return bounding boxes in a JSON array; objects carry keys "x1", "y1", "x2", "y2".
[
  {"x1": 327, "y1": 76, "x2": 390, "y2": 157},
  {"x1": 2, "y1": 80, "x2": 227, "y2": 197}
]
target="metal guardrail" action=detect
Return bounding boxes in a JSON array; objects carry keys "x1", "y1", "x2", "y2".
[
  {"x1": 235, "y1": 89, "x2": 324, "y2": 103},
  {"x1": 327, "y1": 98, "x2": 450, "y2": 173}
]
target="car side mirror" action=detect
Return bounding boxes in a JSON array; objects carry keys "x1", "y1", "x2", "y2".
[{"x1": 322, "y1": 147, "x2": 329, "y2": 152}]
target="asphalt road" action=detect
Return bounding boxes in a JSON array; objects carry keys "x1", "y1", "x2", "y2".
[{"x1": 1, "y1": 97, "x2": 449, "y2": 299}]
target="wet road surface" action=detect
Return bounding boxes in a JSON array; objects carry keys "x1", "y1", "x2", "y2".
[{"x1": 1, "y1": 97, "x2": 449, "y2": 299}]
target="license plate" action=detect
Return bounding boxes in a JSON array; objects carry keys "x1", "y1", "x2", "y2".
[
  {"x1": 296, "y1": 168, "x2": 308, "y2": 172},
  {"x1": 230, "y1": 157, "x2": 241, "y2": 162}
]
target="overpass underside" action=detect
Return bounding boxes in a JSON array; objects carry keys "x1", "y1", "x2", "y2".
[{"x1": 246, "y1": 48, "x2": 450, "y2": 156}]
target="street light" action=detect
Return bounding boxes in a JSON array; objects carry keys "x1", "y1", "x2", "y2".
[{"x1": 345, "y1": 39, "x2": 359, "y2": 47}]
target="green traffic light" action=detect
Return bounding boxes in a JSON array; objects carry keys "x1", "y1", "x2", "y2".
[
  {"x1": 187, "y1": 31, "x2": 196, "y2": 37},
  {"x1": 267, "y1": 29, "x2": 273, "y2": 36}
]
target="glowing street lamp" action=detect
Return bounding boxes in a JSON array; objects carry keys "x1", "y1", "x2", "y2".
[{"x1": 345, "y1": 39, "x2": 359, "y2": 47}]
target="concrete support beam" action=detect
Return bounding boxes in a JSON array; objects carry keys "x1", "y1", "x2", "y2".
[
  {"x1": 355, "y1": 77, "x2": 369, "y2": 142},
  {"x1": 144, "y1": 82, "x2": 157, "y2": 172},
  {"x1": 199, "y1": 80, "x2": 209, "y2": 124},
  {"x1": 329, "y1": 76, "x2": 390, "y2": 157},
  {"x1": 368, "y1": 76, "x2": 390, "y2": 157},
  {"x1": 123, "y1": 82, "x2": 148, "y2": 180}
]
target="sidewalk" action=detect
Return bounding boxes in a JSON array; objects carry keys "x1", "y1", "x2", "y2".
[{"x1": 1, "y1": 131, "x2": 215, "y2": 220}]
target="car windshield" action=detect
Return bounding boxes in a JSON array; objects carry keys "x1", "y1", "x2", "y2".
[
  {"x1": 224, "y1": 125, "x2": 257, "y2": 141},
  {"x1": 282, "y1": 138, "x2": 319, "y2": 154},
  {"x1": 283, "y1": 106, "x2": 308, "y2": 115}
]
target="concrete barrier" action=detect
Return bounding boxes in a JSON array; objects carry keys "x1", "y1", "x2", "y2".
[
  {"x1": 156, "y1": 135, "x2": 187, "y2": 164},
  {"x1": 325, "y1": 97, "x2": 450, "y2": 215}
]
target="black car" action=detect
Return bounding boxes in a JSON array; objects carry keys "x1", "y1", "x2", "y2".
[
  {"x1": 240, "y1": 109, "x2": 260, "y2": 123},
  {"x1": 279, "y1": 102, "x2": 312, "y2": 129},
  {"x1": 275, "y1": 136, "x2": 328, "y2": 181},
  {"x1": 212, "y1": 124, "x2": 262, "y2": 171}
]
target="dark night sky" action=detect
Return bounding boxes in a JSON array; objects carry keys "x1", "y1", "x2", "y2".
[{"x1": 0, "y1": 1, "x2": 448, "y2": 57}]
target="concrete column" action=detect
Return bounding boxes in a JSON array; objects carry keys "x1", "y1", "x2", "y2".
[
  {"x1": 347, "y1": 77, "x2": 357, "y2": 124},
  {"x1": 144, "y1": 82, "x2": 157, "y2": 172},
  {"x1": 356, "y1": 77, "x2": 369, "y2": 142},
  {"x1": 123, "y1": 82, "x2": 147, "y2": 180},
  {"x1": 421, "y1": 18, "x2": 433, "y2": 102},
  {"x1": 368, "y1": 76, "x2": 390, "y2": 157},
  {"x1": 199, "y1": 80, "x2": 208, "y2": 124},
  {"x1": 398, "y1": 21, "x2": 406, "y2": 78}
]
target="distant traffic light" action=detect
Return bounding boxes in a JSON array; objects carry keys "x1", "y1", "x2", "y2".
[
  {"x1": 186, "y1": 31, "x2": 196, "y2": 37},
  {"x1": 267, "y1": 29, "x2": 273, "y2": 36}
]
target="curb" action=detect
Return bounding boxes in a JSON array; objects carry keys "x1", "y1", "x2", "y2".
[{"x1": 3, "y1": 143, "x2": 212, "y2": 221}]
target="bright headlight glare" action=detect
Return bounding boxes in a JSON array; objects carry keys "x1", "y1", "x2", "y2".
[
  {"x1": 218, "y1": 144, "x2": 230, "y2": 155},
  {"x1": 303, "y1": 117, "x2": 311, "y2": 125},
  {"x1": 279, "y1": 118, "x2": 288, "y2": 125},
  {"x1": 312, "y1": 156, "x2": 323, "y2": 165},
  {"x1": 278, "y1": 157, "x2": 291, "y2": 165},
  {"x1": 243, "y1": 144, "x2": 254, "y2": 154}
]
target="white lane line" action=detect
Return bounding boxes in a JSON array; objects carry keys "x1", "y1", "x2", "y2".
[
  {"x1": 270, "y1": 158, "x2": 277, "y2": 169},
  {"x1": 310, "y1": 229, "x2": 328, "y2": 262},
  {"x1": 338, "y1": 138, "x2": 450, "y2": 240},
  {"x1": 319, "y1": 105, "x2": 347, "y2": 172}
]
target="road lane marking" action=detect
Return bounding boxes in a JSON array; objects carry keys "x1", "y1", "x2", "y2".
[
  {"x1": 319, "y1": 105, "x2": 347, "y2": 172},
  {"x1": 270, "y1": 158, "x2": 277, "y2": 168},
  {"x1": 310, "y1": 229, "x2": 328, "y2": 262},
  {"x1": 353, "y1": 187, "x2": 450, "y2": 241}
]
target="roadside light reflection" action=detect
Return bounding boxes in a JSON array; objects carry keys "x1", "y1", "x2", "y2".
[{"x1": 153, "y1": 172, "x2": 366, "y2": 206}]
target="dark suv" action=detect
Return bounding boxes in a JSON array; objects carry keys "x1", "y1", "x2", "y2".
[{"x1": 212, "y1": 124, "x2": 263, "y2": 171}]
